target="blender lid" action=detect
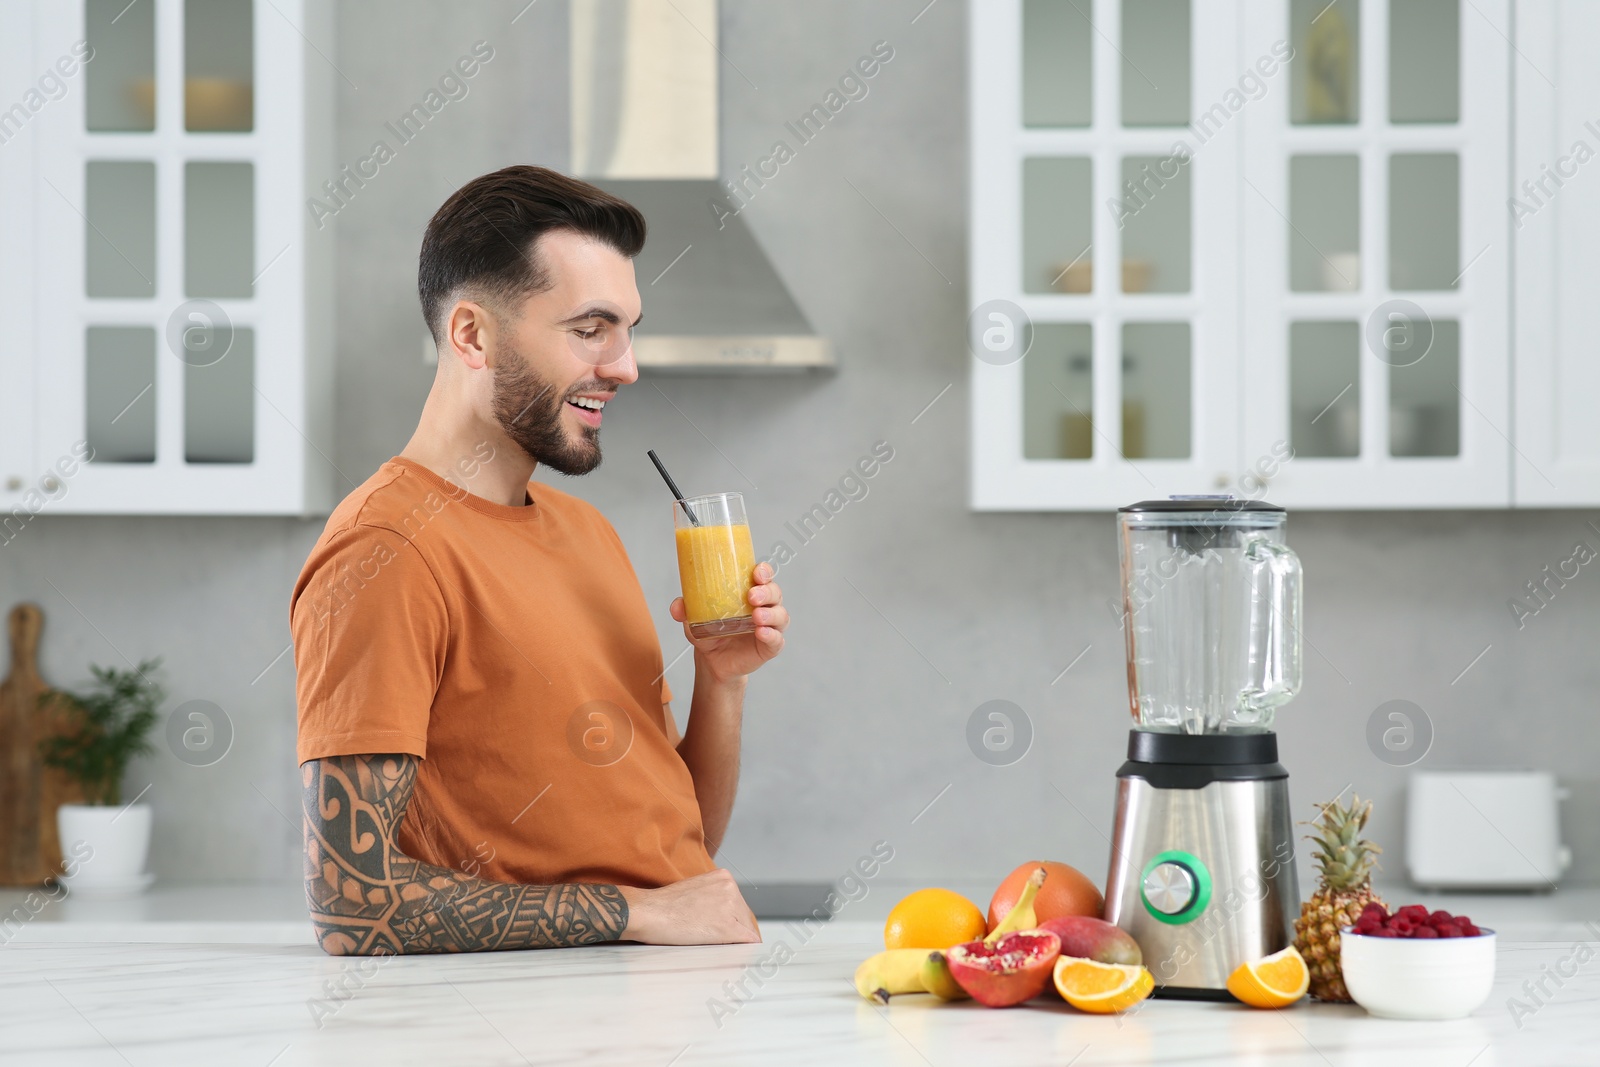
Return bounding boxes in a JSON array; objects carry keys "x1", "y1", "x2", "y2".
[
  {"x1": 1119, "y1": 496, "x2": 1285, "y2": 546},
  {"x1": 1119, "y1": 496, "x2": 1284, "y2": 514}
]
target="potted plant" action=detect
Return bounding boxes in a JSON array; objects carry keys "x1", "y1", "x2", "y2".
[{"x1": 38, "y1": 659, "x2": 164, "y2": 896}]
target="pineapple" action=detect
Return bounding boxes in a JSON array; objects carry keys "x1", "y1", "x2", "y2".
[{"x1": 1293, "y1": 794, "x2": 1385, "y2": 1002}]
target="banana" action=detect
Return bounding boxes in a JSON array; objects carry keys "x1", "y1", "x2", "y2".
[
  {"x1": 985, "y1": 866, "x2": 1048, "y2": 945},
  {"x1": 854, "y1": 949, "x2": 930, "y2": 1004},
  {"x1": 921, "y1": 950, "x2": 970, "y2": 1001}
]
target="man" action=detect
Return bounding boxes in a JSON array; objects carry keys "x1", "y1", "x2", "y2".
[{"x1": 290, "y1": 166, "x2": 786, "y2": 955}]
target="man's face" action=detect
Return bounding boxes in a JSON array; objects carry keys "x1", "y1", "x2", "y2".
[{"x1": 489, "y1": 230, "x2": 641, "y2": 475}]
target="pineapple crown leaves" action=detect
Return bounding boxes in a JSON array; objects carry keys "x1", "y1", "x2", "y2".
[
  {"x1": 1302, "y1": 794, "x2": 1382, "y2": 890},
  {"x1": 36, "y1": 659, "x2": 166, "y2": 807}
]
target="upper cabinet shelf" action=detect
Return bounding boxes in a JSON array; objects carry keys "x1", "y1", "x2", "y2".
[
  {"x1": 0, "y1": 0, "x2": 334, "y2": 516},
  {"x1": 970, "y1": 0, "x2": 1589, "y2": 510}
]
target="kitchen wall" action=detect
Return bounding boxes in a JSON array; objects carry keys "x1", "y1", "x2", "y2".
[{"x1": 2, "y1": 0, "x2": 1595, "y2": 891}]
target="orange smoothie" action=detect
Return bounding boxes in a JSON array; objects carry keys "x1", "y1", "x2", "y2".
[{"x1": 675, "y1": 523, "x2": 756, "y2": 635}]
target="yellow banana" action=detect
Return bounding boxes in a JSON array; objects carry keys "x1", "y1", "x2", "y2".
[
  {"x1": 854, "y1": 949, "x2": 930, "y2": 1004},
  {"x1": 921, "y1": 950, "x2": 970, "y2": 1001},
  {"x1": 985, "y1": 866, "x2": 1047, "y2": 944}
]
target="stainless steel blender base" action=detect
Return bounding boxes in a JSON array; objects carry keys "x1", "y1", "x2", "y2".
[{"x1": 1105, "y1": 775, "x2": 1299, "y2": 995}]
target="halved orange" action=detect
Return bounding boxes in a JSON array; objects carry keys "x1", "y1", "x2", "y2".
[
  {"x1": 1053, "y1": 956, "x2": 1155, "y2": 1013},
  {"x1": 1225, "y1": 946, "x2": 1310, "y2": 1008}
]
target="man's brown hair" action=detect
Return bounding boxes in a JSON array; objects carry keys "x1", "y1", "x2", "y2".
[{"x1": 417, "y1": 165, "x2": 647, "y2": 344}]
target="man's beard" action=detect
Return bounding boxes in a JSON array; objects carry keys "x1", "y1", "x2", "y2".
[{"x1": 489, "y1": 342, "x2": 605, "y2": 477}]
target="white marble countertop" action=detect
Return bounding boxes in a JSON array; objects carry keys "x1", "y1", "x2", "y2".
[{"x1": 1, "y1": 884, "x2": 1597, "y2": 1066}]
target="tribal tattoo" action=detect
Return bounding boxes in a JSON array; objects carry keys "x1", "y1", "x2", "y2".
[{"x1": 301, "y1": 753, "x2": 629, "y2": 954}]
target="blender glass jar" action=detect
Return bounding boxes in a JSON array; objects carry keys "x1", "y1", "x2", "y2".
[{"x1": 1117, "y1": 499, "x2": 1303, "y2": 734}]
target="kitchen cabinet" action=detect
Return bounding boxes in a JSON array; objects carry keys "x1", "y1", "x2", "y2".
[
  {"x1": 1511, "y1": 1, "x2": 1600, "y2": 506},
  {"x1": 0, "y1": 0, "x2": 334, "y2": 518},
  {"x1": 970, "y1": 0, "x2": 1543, "y2": 510},
  {"x1": 1238, "y1": 0, "x2": 1509, "y2": 508},
  {"x1": 971, "y1": 0, "x2": 1244, "y2": 510}
]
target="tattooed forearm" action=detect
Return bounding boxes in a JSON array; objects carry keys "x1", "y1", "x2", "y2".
[{"x1": 301, "y1": 753, "x2": 629, "y2": 955}]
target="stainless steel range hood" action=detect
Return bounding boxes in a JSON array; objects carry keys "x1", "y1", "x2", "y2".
[{"x1": 570, "y1": 0, "x2": 832, "y2": 371}]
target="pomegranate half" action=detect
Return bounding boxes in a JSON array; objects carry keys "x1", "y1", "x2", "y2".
[{"x1": 945, "y1": 930, "x2": 1062, "y2": 1007}]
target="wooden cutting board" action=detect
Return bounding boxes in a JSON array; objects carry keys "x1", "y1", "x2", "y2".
[{"x1": 0, "y1": 603, "x2": 83, "y2": 885}]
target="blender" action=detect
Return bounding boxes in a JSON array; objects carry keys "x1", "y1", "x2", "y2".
[{"x1": 1103, "y1": 498, "x2": 1303, "y2": 998}]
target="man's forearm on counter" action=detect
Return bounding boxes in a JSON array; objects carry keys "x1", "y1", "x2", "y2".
[{"x1": 303, "y1": 753, "x2": 628, "y2": 955}]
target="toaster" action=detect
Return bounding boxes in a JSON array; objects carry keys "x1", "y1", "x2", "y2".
[{"x1": 1407, "y1": 771, "x2": 1571, "y2": 890}]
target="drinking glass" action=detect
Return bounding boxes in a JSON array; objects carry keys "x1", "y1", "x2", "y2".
[{"x1": 674, "y1": 492, "x2": 757, "y2": 638}]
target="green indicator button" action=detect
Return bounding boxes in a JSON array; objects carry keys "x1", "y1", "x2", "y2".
[{"x1": 1140, "y1": 850, "x2": 1212, "y2": 925}]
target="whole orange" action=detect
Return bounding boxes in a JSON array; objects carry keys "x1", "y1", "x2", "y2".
[
  {"x1": 987, "y1": 860, "x2": 1104, "y2": 932},
  {"x1": 883, "y1": 888, "x2": 988, "y2": 950}
]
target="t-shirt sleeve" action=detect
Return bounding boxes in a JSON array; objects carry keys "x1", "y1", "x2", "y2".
[
  {"x1": 291, "y1": 524, "x2": 447, "y2": 764},
  {"x1": 593, "y1": 503, "x2": 676, "y2": 709}
]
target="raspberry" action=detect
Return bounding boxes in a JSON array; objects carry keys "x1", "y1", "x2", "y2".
[
  {"x1": 1429, "y1": 910, "x2": 1455, "y2": 926},
  {"x1": 1459, "y1": 923, "x2": 1482, "y2": 937},
  {"x1": 1360, "y1": 902, "x2": 1389, "y2": 921},
  {"x1": 1453, "y1": 915, "x2": 1473, "y2": 928},
  {"x1": 1388, "y1": 918, "x2": 1414, "y2": 935},
  {"x1": 1372, "y1": 927, "x2": 1398, "y2": 937},
  {"x1": 1398, "y1": 905, "x2": 1430, "y2": 922},
  {"x1": 1412, "y1": 925, "x2": 1438, "y2": 938},
  {"x1": 1355, "y1": 917, "x2": 1382, "y2": 935},
  {"x1": 1435, "y1": 924, "x2": 1462, "y2": 938}
]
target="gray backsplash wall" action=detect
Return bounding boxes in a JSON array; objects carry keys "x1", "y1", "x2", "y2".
[{"x1": 2, "y1": 0, "x2": 1595, "y2": 890}]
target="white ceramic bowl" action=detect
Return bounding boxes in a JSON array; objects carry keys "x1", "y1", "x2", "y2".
[{"x1": 1339, "y1": 926, "x2": 1497, "y2": 1020}]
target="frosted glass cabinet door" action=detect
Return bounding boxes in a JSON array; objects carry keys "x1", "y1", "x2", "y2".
[
  {"x1": 1239, "y1": 0, "x2": 1509, "y2": 508},
  {"x1": 978, "y1": 0, "x2": 1534, "y2": 509},
  {"x1": 28, "y1": 0, "x2": 335, "y2": 515},
  {"x1": 970, "y1": 0, "x2": 1242, "y2": 511}
]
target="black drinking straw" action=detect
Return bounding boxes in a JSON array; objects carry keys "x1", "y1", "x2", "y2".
[{"x1": 647, "y1": 449, "x2": 699, "y2": 525}]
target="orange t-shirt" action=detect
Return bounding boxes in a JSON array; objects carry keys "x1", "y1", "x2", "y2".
[{"x1": 291, "y1": 457, "x2": 713, "y2": 889}]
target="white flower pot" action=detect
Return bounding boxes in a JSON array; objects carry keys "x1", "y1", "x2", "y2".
[{"x1": 55, "y1": 803, "x2": 155, "y2": 897}]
